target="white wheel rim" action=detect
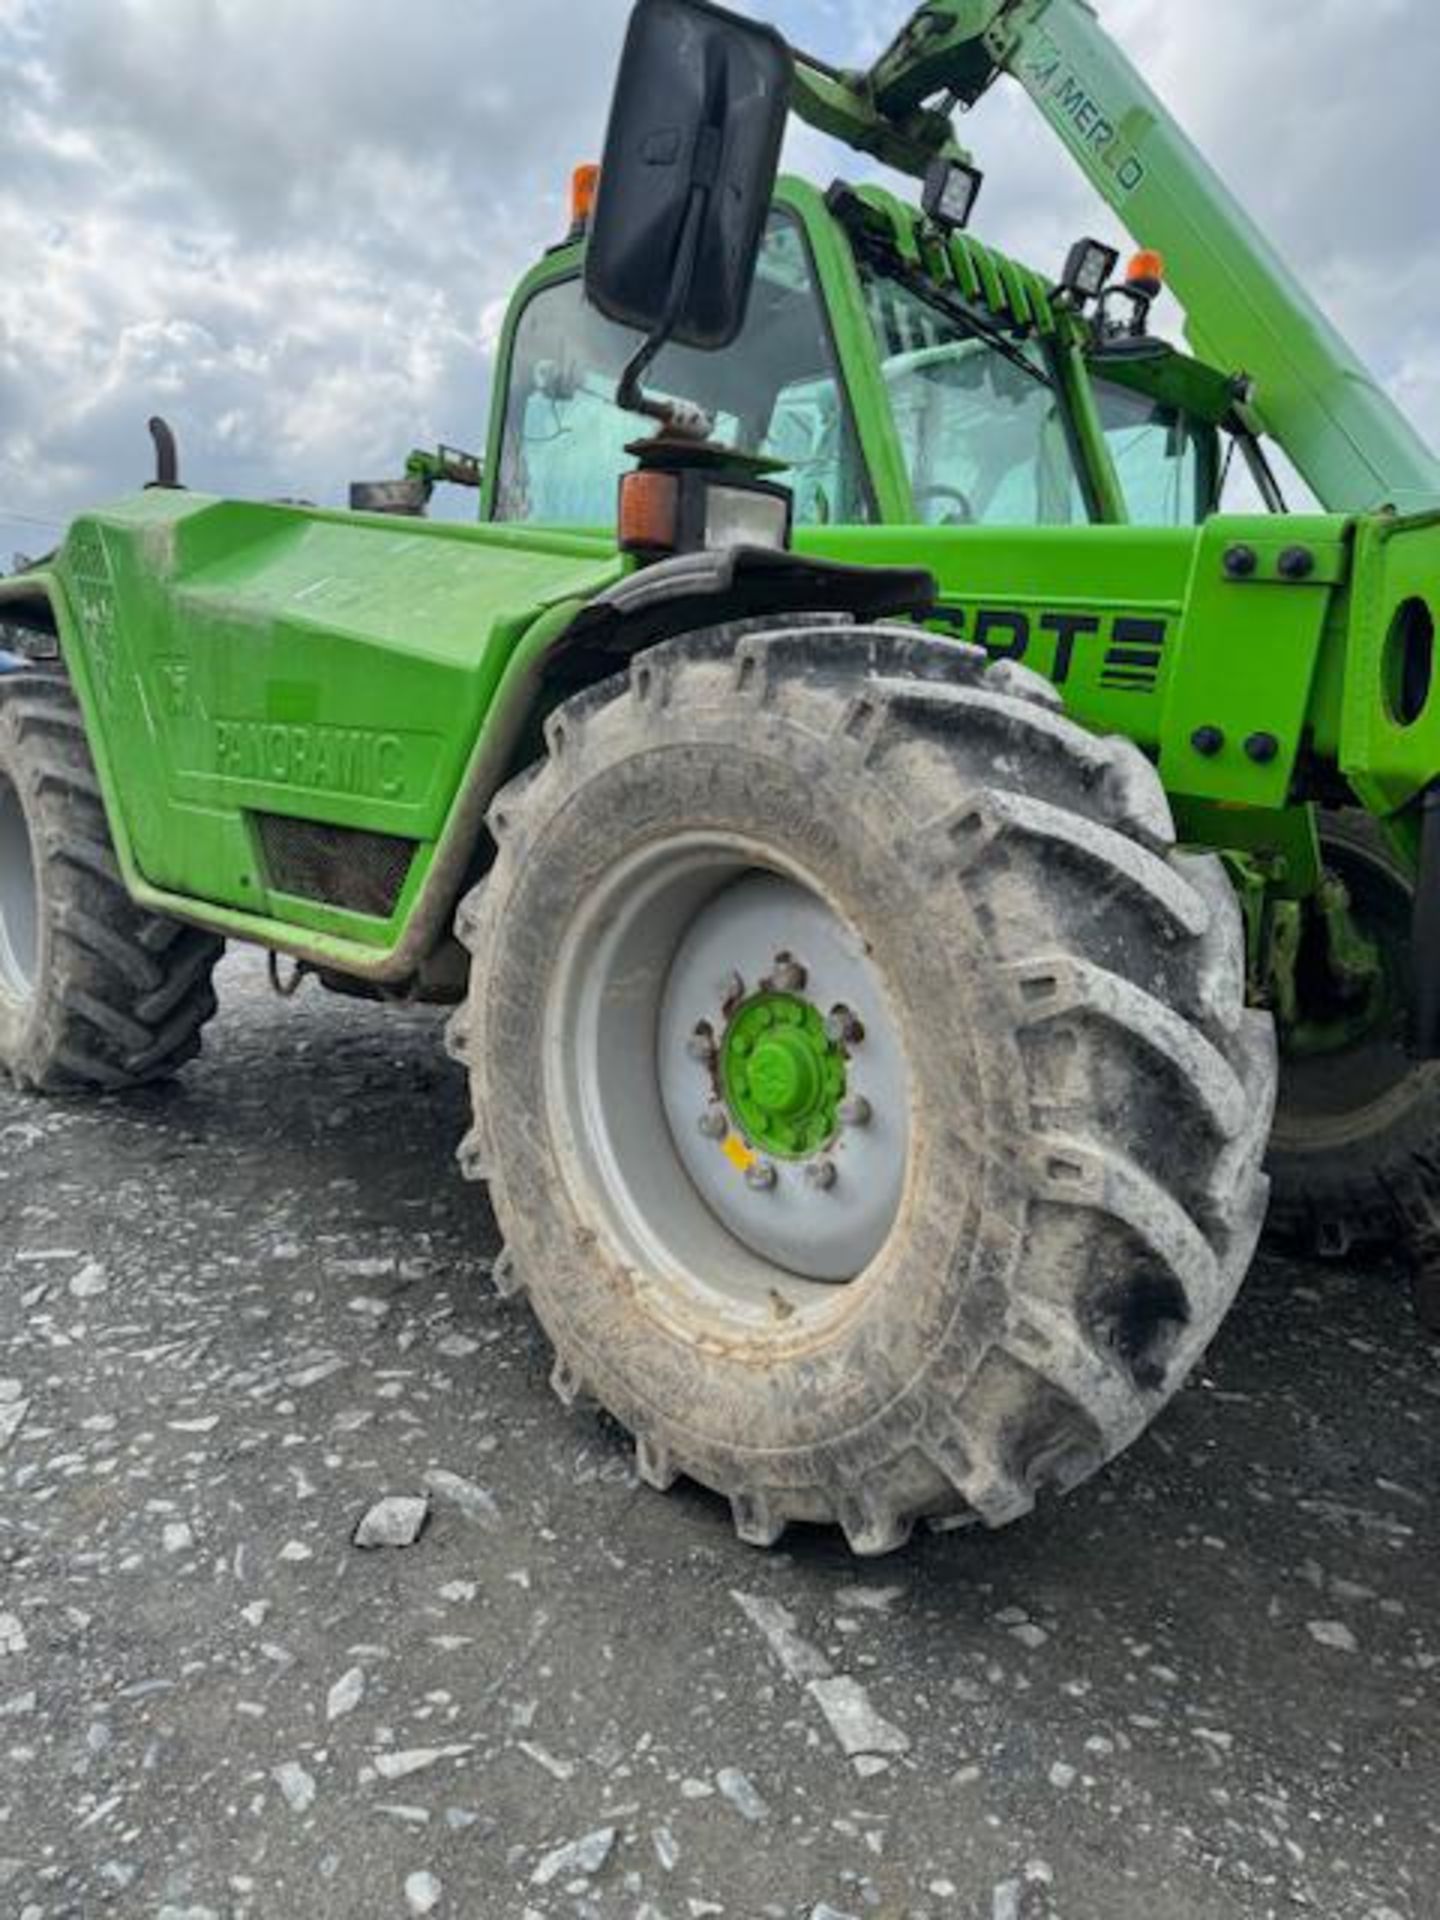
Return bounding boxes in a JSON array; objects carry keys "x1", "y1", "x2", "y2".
[
  {"x1": 0, "y1": 773, "x2": 38, "y2": 1005},
  {"x1": 545, "y1": 836, "x2": 912, "y2": 1331}
]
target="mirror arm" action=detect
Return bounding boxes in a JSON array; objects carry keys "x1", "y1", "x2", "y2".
[{"x1": 615, "y1": 166, "x2": 717, "y2": 440}]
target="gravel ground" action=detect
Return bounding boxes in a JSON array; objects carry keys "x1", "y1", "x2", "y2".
[{"x1": 1, "y1": 950, "x2": 1436, "y2": 1920}]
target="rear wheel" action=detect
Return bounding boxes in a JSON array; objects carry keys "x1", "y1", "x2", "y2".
[
  {"x1": 1268, "y1": 811, "x2": 1440, "y2": 1254},
  {"x1": 449, "y1": 624, "x2": 1275, "y2": 1553},
  {"x1": 0, "y1": 670, "x2": 223, "y2": 1092}
]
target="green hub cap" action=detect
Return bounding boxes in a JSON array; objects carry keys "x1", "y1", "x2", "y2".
[{"x1": 721, "y1": 992, "x2": 847, "y2": 1158}]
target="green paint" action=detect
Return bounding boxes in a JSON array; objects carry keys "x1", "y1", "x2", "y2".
[
  {"x1": 1050, "y1": 328, "x2": 1128, "y2": 526},
  {"x1": 1173, "y1": 801, "x2": 1322, "y2": 902},
  {"x1": 721, "y1": 994, "x2": 847, "y2": 1159},
  {"x1": 1266, "y1": 877, "x2": 1388, "y2": 1061}
]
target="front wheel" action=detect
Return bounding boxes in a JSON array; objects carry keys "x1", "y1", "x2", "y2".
[{"x1": 449, "y1": 624, "x2": 1275, "y2": 1553}]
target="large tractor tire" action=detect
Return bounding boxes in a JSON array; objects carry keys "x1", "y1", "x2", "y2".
[
  {"x1": 0, "y1": 669, "x2": 223, "y2": 1093},
  {"x1": 1267, "y1": 810, "x2": 1440, "y2": 1256},
  {"x1": 448, "y1": 625, "x2": 1276, "y2": 1553}
]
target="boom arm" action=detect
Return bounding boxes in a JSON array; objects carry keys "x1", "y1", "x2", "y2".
[{"x1": 791, "y1": 0, "x2": 1440, "y2": 516}]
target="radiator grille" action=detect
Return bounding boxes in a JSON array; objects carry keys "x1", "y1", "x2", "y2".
[{"x1": 254, "y1": 814, "x2": 416, "y2": 919}]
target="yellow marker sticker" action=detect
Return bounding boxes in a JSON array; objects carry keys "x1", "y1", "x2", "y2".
[{"x1": 721, "y1": 1133, "x2": 757, "y2": 1175}]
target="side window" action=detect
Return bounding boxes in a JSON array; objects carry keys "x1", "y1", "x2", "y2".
[
  {"x1": 494, "y1": 213, "x2": 872, "y2": 527},
  {"x1": 1092, "y1": 379, "x2": 1209, "y2": 525},
  {"x1": 1217, "y1": 434, "x2": 1313, "y2": 514}
]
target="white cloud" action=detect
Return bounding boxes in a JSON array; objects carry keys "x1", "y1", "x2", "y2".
[{"x1": 1, "y1": 0, "x2": 1436, "y2": 566}]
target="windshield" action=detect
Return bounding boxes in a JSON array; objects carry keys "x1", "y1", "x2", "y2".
[
  {"x1": 861, "y1": 262, "x2": 1089, "y2": 526},
  {"x1": 495, "y1": 212, "x2": 872, "y2": 527}
]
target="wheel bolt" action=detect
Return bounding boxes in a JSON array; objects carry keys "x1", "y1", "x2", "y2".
[
  {"x1": 805, "y1": 1158, "x2": 838, "y2": 1192},
  {"x1": 721, "y1": 971, "x2": 745, "y2": 1006},
  {"x1": 839, "y1": 1095, "x2": 872, "y2": 1129},
  {"x1": 698, "y1": 1107, "x2": 728, "y2": 1140},
  {"x1": 826, "y1": 1006, "x2": 863, "y2": 1046},
  {"x1": 687, "y1": 1025, "x2": 716, "y2": 1064},
  {"x1": 746, "y1": 1161, "x2": 778, "y2": 1192},
  {"x1": 772, "y1": 953, "x2": 807, "y2": 994}
]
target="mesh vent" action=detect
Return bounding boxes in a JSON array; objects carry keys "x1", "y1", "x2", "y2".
[{"x1": 254, "y1": 814, "x2": 416, "y2": 919}]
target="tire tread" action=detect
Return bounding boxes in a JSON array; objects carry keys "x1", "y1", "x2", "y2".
[
  {"x1": 0, "y1": 673, "x2": 222, "y2": 1093},
  {"x1": 451, "y1": 623, "x2": 1275, "y2": 1552}
]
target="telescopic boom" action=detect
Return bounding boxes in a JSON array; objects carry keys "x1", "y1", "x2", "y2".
[{"x1": 791, "y1": 0, "x2": 1440, "y2": 515}]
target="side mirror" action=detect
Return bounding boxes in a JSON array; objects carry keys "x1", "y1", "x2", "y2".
[{"x1": 586, "y1": 0, "x2": 792, "y2": 360}]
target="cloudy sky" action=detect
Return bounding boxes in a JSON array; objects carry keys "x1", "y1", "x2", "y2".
[{"x1": 2, "y1": 0, "x2": 1437, "y2": 565}]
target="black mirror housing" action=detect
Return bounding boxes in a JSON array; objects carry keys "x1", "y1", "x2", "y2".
[{"x1": 586, "y1": 0, "x2": 793, "y2": 354}]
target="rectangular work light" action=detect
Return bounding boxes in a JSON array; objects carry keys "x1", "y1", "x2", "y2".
[
  {"x1": 921, "y1": 157, "x2": 985, "y2": 233},
  {"x1": 1059, "y1": 237, "x2": 1120, "y2": 304}
]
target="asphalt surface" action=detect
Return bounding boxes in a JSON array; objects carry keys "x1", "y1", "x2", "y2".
[{"x1": 1, "y1": 950, "x2": 1436, "y2": 1920}]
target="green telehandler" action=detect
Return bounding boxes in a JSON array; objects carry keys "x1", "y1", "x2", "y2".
[{"x1": 2, "y1": 0, "x2": 1437, "y2": 1553}]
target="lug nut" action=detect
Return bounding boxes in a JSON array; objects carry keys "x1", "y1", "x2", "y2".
[
  {"x1": 699, "y1": 1107, "x2": 728, "y2": 1140},
  {"x1": 805, "y1": 1158, "x2": 838, "y2": 1192},
  {"x1": 746, "y1": 1161, "x2": 778, "y2": 1192},
  {"x1": 839, "y1": 1096, "x2": 873, "y2": 1129},
  {"x1": 771, "y1": 952, "x2": 808, "y2": 994},
  {"x1": 721, "y1": 971, "x2": 745, "y2": 1006},
  {"x1": 687, "y1": 1024, "x2": 716, "y2": 1063},
  {"x1": 826, "y1": 1005, "x2": 863, "y2": 1046}
]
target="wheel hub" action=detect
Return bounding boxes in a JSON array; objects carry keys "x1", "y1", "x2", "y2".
[{"x1": 721, "y1": 993, "x2": 846, "y2": 1158}]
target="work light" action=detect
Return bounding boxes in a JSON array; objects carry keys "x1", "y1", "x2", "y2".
[
  {"x1": 921, "y1": 157, "x2": 985, "y2": 232},
  {"x1": 1059, "y1": 237, "x2": 1120, "y2": 304}
]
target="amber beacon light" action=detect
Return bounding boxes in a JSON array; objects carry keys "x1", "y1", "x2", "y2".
[{"x1": 571, "y1": 163, "x2": 601, "y2": 230}]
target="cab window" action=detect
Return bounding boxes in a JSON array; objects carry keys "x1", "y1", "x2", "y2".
[
  {"x1": 861, "y1": 264, "x2": 1087, "y2": 526},
  {"x1": 1092, "y1": 379, "x2": 1212, "y2": 525},
  {"x1": 494, "y1": 212, "x2": 872, "y2": 528}
]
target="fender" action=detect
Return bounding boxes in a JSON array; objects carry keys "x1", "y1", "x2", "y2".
[
  {"x1": 557, "y1": 544, "x2": 935, "y2": 658},
  {"x1": 0, "y1": 546, "x2": 935, "y2": 992}
]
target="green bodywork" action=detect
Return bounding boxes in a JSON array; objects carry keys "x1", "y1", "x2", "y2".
[
  {"x1": 3, "y1": 0, "x2": 1438, "y2": 1003},
  {"x1": 1, "y1": 500, "x2": 625, "y2": 977}
]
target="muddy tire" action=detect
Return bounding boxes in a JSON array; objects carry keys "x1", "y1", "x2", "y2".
[
  {"x1": 0, "y1": 669, "x2": 223, "y2": 1093},
  {"x1": 449, "y1": 624, "x2": 1276, "y2": 1553},
  {"x1": 1267, "y1": 810, "x2": 1440, "y2": 1256}
]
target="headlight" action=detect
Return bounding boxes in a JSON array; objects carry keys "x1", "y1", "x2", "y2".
[{"x1": 703, "y1": 482, "x2": 791, "y2": 553}]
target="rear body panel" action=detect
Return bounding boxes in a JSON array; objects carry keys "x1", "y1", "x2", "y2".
[{"x1": 23, "y1": 492, "x2": 620, "y2": 969}]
